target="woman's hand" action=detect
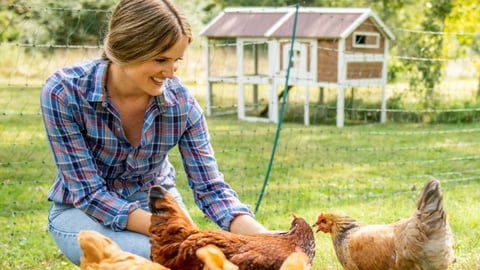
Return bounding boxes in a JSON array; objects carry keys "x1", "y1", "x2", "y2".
[
  {"x1": 229, "y1": 215, "x2": 268, "y2": 234},
  {"x1": 126, "y1": 208, "x2": 152, "y2": 235}
]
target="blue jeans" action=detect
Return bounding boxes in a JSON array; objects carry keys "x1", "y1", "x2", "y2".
[{"x1": 48, "y1": 186, "x2": 191, "y2": 266}]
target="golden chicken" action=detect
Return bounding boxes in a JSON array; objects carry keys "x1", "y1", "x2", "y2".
[
  {"x1": 196, "y1": 244, "x2": 239, "y2": 270},
  {"x1": 78, "y1": 230, "x2": 169, "y2": 270},
  {"x1": 278, "y1": 249, "x2": 311, "y2": 270},
  {"x1": 312, "y1": 179, "x2": 454, "y2": 270},
  {"x1": 148, "y1": 185, "x2": 316, "y2": 270}
]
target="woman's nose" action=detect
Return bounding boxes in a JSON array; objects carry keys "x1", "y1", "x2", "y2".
[{"x1": 162, "y1": 62, "x2": 177, "y2": 78}]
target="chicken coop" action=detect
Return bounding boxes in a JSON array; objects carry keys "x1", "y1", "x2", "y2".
[{"x1": 200, "y1": 7, "x2": 395, "y2": 127}]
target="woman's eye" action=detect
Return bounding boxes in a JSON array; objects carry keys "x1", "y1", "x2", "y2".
[{"x1": 155, "y1": 57, "x2": 183, "y2": 64}]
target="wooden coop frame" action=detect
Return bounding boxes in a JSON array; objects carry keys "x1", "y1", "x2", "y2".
[{"x1": 200, "y1": 7, "x2": 395, "y2": 127}]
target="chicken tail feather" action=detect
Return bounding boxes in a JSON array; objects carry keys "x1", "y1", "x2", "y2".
[
  {"x1": 416, "y1": 179, "x2": 446, "y2": 232},
  {"x1": 409, "y1": 179, "x2": 456, "y2": 269}
]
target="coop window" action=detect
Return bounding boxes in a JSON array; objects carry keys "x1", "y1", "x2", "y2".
[{"x1": 352, "y1": 32, "x2": 380, "y2": 49}]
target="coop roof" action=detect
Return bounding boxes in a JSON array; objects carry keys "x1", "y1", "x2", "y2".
[{"x1": 200, "y1": 7, "x2": 395, "y2": 40}]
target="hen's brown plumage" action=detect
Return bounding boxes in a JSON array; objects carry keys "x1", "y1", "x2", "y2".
[
  {"x1": 148, "y1": 185, "x2": 315, "y2": 270},
  {"x1": 78, "y1": 230, "x2": 169, "y2": 270},
  {"x1": 312, "y1": 179, "x2": 455, "y2": 270}
]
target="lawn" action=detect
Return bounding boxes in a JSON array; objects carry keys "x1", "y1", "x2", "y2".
[{"x1": 0, "y1": 85, "x2": 479, "y2": 269}]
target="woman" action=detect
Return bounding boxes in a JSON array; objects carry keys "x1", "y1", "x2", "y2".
[{"x1": 41, "y1": 0, "x2": 268, "y2": 266}]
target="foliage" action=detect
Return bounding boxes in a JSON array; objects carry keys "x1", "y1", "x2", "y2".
[
  {"x1": 444, "y1": 0, "x2": 480, "y2": 97},
  {"x1": 444, "y1": 0, "x2": 480, "y2": 54},
  {"x1": 0, "y1": 0, "x2": 114, "y2": 46},
  {"x1": 0, "y1": 0, "x2": 29, "y2": 42},
  {"x1": 405, "y1": 0, "x2": 452, "y2": 111},
  {"x1": 29, "y1": 0, "x2": 114, "y2": 46}
]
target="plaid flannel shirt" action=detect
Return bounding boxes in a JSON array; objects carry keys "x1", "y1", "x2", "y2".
[{"x1": 40, "y1": 58, "x2": 253, "y2": 231}]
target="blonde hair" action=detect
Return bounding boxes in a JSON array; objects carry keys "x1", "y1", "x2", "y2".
[{"x1": 103, "y1": 0, "x2": 192, "y2": 64}]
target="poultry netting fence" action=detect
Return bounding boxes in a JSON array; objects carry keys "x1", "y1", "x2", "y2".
[{"x1": 1, "y1": 2, "x2": 480, "y2": 269}]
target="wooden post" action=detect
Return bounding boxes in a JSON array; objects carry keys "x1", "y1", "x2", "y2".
[
  {"x1": 336, "y1": 39, "x2": 346, "y2": 127},
  {"x1": 237, "y1": 39, "x2": 245, "y2": 120},
  {"x1": 253, "y1": 43, "x2": 259, "y2": 110},
  {"x1": 270, "y1": 82, "x2": 279, "y2": 123},
  {"x1": 318, "y1": 86, "x2": 325, "y2": 119},
  {"x1": 350, "y1": 87, "x2": 355, "y2": 120},
  {"x1": 337, "y1": 85, "x2": 345, "y2": 127},
  {"x1": 304, "y1": 84, "x2": 310, "y2": 125},
  {"x1": 380, "y1": 38, "x2": 389, "y2": 123}
]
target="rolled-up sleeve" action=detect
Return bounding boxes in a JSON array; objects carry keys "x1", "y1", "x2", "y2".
[{"x1": 177, "y1": 97, "x2": 253, "y2": 230}]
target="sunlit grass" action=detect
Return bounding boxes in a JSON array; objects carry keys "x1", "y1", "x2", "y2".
[{"x1": 1, "y1": 83, "x2": 480, "y2": 270}]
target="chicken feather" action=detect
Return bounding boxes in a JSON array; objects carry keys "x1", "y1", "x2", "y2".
[{"x1": 312, "y1": 179, "x2": 455, "y2": 270}]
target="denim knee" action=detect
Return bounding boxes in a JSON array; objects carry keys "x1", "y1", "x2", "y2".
[
  {"x1": 48, "y1": 223, "x2": 82, "y2": 265},
  {"x1": 48, "y1": 202, "x2": 151, "y2": 266}
]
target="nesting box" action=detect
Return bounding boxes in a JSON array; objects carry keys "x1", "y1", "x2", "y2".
[{"x1": 200, "y1": 7, "x2": 395, "y2": 127}]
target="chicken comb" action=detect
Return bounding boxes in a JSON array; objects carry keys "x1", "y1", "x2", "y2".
[
  {"x1": 317, "y1": 213, "x2": 325, "y2": 220},
  {"x1": 312, "y1": 213, "x2": 325, "y2": 228}
]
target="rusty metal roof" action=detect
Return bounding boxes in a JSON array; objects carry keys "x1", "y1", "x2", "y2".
[
  {"x1": 200, "y1": 7, "x2": 395, "y2": 40},
  {"x1": 271, "y1": 12, "x2": 361, "y2": 38},
  {"x1": 200, "y1": 12, "x2": 286, "y2": 37}
]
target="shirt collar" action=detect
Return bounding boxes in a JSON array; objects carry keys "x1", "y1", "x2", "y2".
[
  {"x1": 154, "y1": 78, "x2": 179, "y2": 108},
  {"x1": 86, "y1": 58, "x2": 109, "y2": 103}
]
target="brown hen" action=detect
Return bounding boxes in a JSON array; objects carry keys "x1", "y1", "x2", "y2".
[
  {"x1": 148, "y1": 185, "x2": 315, "y2": 270},
  {"x1": 312, "y1": 179, "x2": 455, "y2": 270},
  {"x1": 78, "y1": 230, "x2": 169, "y2": 270}
]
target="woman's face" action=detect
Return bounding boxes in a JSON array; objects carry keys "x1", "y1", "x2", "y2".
[{"x1": 119, "y1": 36, "x2": 189, "y2": 97}]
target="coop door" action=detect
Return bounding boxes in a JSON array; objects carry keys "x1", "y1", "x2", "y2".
[{"x1": 282, "y1": 42, "x2": 308, "y2": 77}]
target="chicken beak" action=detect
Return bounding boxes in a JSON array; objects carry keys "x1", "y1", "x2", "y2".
[
  {"x1": 312, "y1": 221, "x2": 326, "y2": 233},
  {"x1": 311, "y1": 222, "x2": 320, "y2": 233}
]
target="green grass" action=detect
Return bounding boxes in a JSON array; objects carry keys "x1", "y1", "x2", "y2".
[{"x1": 1, "y1": 86, "x2": 479, "y2": 269}]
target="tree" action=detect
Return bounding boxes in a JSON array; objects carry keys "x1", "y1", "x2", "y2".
[
  {"x1": 443, "y1": 0, "x2": 480, "y2": 98},
  {"x1": 406, "y1": 0, "x2": 452, "y2": 110},
  {"x1": 1, "y1": 0, "x2": 116, "y2": 46},
  {"x1": 29, "y1": 0, "x2": 115, "y2": 46},
  {"x1": 0, "y1": 0, "x2": 31, "y2": 42}
]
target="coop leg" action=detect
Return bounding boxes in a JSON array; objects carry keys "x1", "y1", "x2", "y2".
[{"x1": 337, "y1": 85, "x2": 345, "y2": 128}]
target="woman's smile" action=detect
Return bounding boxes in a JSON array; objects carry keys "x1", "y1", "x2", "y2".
[{"x1": 152, "y1": 76, "x2": 164, "y2": 86}]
